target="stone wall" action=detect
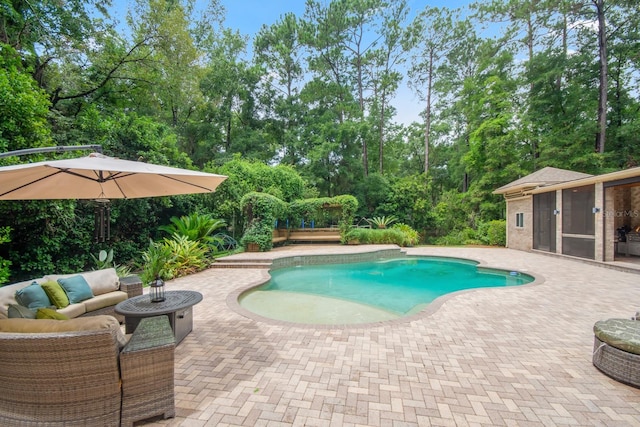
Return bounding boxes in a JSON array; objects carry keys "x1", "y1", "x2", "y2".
[{"x1": 506, "y1": 197, "x2": 532, "y2": 251}]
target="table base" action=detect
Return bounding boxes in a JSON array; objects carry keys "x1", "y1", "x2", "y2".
[{"x1": 125, "y1": 306, "x2": 194, "y2": 344}]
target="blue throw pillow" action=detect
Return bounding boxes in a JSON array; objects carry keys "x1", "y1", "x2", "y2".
[
  {"x1": 15, "y1": 282, "x2": 52, "y2": 310},
  {"x1": 57, "y1": 275, "x2": 94, "y2": 304}
]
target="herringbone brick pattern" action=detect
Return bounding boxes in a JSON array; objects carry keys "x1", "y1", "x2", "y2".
[{"x1": 139, "y1": 246, "x2": 640, "y2": 426}]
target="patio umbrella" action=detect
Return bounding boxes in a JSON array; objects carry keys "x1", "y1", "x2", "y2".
[
  {"x1": 0, "y1": 152, "x2": 227, "y2": 200},
  {"x1": 0, "y1": 152, "x2": 228, "y2": 241}
]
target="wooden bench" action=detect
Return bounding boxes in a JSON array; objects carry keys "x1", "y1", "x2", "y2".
[
  {"x1": 272, "y1": 229, "x2": 289, "y2": 244},
  {"x1": 287, "y1": 228, "x2": 341, "y2": 243}
]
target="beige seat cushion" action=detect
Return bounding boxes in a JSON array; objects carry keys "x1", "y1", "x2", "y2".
[
  {"x1": 83, "y1": 291, "x2": 127, "y2": 312},
  {"x1": 56, "y1": 302, "x2": 87, "y2": 319},
  {"x1": 0, "y1": 315, "x2": 128, "y2": 347},
  {"x1": 44, "y1": 268, "x2": 119, "y2": 296}
]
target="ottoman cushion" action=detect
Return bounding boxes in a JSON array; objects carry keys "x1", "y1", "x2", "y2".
[{"x1": 594, "y1": 318, "x2": 640, "y2": 355}]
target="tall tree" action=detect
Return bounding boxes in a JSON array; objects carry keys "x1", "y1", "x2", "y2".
[
  {"x1": 254, "y1": 13, "x2": 305, "y2": 165},
  {"x1": 408, "y1": 6, "x2": 459, "y2": 175},
  {"x1": 367, "y1": 0, "x2": 409, "y2": 175}
]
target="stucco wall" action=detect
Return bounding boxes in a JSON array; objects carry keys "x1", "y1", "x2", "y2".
[{"x1": 506, "y1": 196, "x2": 532, "y2": 251}]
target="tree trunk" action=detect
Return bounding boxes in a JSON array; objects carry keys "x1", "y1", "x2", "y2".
[
  {"x1": 424, "y1": 50, "x2": 434, "y2": 175},
  {"x1": 595, "y1": 0, "x2": 607, "y2": 154},
  {"x1": 379, "y1": 86, "x2": 386, "y2": 175}
]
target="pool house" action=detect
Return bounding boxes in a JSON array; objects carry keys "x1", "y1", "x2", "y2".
[{"x1": 494, "y1": 166, "x2": 640, "y2": 262}]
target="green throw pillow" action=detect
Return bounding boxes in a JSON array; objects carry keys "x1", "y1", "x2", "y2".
[
  {"x1": 40, "y1": 280, "x2": 70, "y2": 309},
  {"x1": 14, "y1": 282, "x2": 52, "y2": 310},
  {"x1": 57, "y1": 275, "x2": 94, "y2": 304},
  {"x1": 36, "y1": 308, "x2": 69, "y2": 320},
  {"x1": 7, "y1": 303, "x2": 37, "y2": 319}
]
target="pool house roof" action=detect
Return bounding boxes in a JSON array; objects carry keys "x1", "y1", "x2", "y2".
[{"x1": 493, "y1": 167, "x2": 593, "y2": 198}]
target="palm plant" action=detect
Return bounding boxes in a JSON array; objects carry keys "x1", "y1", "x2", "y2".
[
  {"x1": 365, "y1": 215, "x2": 398, "y2": 229},
  {"x1": 159, "y1": 213, "x2": 226, "y2": 246}
]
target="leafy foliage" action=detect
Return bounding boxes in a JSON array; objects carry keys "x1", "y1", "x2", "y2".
[
  {"x1": 140, "y1": 239, "x2": 175, "y2": 284},
  {"x1": 159, "y1": 213, "x2": 226, "y2": 248},
  {"x1": 288, "y1": 195, "x2": 358, "y2": 233},
  {"x1": 239, "y1": 220, "x2": 275, "y2": 252},
  {"x1": 366, "y1": 215, "x2": 398, "y2": 229},
  {"x1": 0, "y1": 45, "x2": 51, "y2": 158},
  {"x1": 90, "y1": 248, "x2": 132, "y2": 277},
  {"x1": 139, "y1": 233, "x2": 209, "y2": 284},
  {"x1": 476, "y1": 220, "x2": 506, "y2": 247},
  {"x1": 162, "y1": 234, "x2": 209, "y2": 277},
  {"x1": 391, "y1": 223, "x2": 420, "y2": 246},
  {"x1": 0, "y1": 227, "x2": 12, "y2": 285},
  {"x1": 342, "y1": 228, "x2": 406, "y2": 246}
]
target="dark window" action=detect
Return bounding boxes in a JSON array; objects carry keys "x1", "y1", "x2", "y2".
[{"x1": 516, "y1": 212, "x2": 524, "y2": 228}]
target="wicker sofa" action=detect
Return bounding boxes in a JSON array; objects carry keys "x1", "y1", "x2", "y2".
[
  {"x1": 0, "y1": 314, "x2": 175, "y2": 426},
  {"x1": 0, "y1": 268, "x2": 142, "y2": 321}
]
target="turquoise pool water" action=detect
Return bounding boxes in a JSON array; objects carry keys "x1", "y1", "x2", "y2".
[{"x1": 239, "y1": 257, "x2": 534, "y2": 324}]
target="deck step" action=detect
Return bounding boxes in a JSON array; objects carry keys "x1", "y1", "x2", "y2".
[{"x1": 210, "y1": 260, "x2": 272, "y2": 269}]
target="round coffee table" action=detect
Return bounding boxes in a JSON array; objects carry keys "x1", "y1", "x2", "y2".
[{"x1": 115, "y1": 290, "x2": 203, "y2": 344}]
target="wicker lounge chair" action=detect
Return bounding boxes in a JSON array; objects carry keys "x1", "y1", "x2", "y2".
[
  {"x1": 593, "y1": 318, "x2": 640, "y2": 388},
  {"x1": 0, "y1": 315, "x2": 175, "y2": 426}
]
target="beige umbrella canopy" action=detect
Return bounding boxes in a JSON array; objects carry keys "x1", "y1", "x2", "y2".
[
  {"x1": 0, "y1": 152, "x2": 227, "y2": 200},
  {"x1": 0, "y1": 152, "x2": 228, "y2": 241}
]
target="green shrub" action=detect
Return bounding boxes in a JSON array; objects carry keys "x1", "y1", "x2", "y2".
[
  {"x1": 240, "y1": 220, "x2": 274, "y2": 252},
  {"x1": 0, "y1": 227, "x2": 11, "y2": 285},
  {"x1": 434, "y1": 228, "x2": 481, "y2": 246},
  {"x1": 477, "y1": 220, "x2": 506, "y2": 246},
  {"x1": 391, "y1": 223, "x2": 420, "y2": 246},
  {"x1": 288, "y1": 195, "x2": 358, "y2": 232},
  {"x1": 139, "y1": 234, "x2": 210, "y2": 284},
  {"x1": 139, "y1": 239, "x2": 175, "y2": 284},
  {"x1": 163, "y1": 234, "x2": 209, "y2": 277},
  {"x1": 342, "y1": 228, "x2": 405, "y2": 246}
]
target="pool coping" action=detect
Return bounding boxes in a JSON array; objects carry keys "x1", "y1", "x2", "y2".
[{"x1": 225, "y1": 246, "x2": 546, "y2": 329}]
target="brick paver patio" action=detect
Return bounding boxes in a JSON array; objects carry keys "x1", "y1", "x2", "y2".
[{"x1": 141, "y1": 245, "x2": 640, "y2": 426}]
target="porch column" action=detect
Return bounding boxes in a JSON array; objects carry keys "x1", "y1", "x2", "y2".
[
  {"x1": 594, "y1": 182, "x2": 604, "y2": 262},
  {"x1": 555, "y1": 190, "x2": 563, "y2": 254},
  {"x1": 603, "y1": 186, "x2": 616, "y2": 261}
]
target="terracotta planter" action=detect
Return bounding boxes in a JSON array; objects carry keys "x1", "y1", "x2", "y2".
[{"x1": 246, "y1": 243, "x2": 260, "y2": 252}]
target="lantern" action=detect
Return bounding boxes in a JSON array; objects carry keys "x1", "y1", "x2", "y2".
[{"x1": 149, "y1": 277, "x2": 165, "y2": 303}]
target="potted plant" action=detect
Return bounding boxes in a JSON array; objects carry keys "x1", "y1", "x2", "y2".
[{"x1": 240, "y1": 221, "x2": 273, "y2": 252}]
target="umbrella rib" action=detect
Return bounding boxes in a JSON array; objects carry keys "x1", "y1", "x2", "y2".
[{"x1": 161, "y1": 175, "x2": 217, "y2": 192}]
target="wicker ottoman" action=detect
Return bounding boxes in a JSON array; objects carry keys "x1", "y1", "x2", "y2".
[{"x1": 593, "y1": 318, "x2": 640, "y2": 388}]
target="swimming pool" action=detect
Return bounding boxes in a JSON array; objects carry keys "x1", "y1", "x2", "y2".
[{"x1": 238, "y1": 256, "x2": 534, "y2": 325}]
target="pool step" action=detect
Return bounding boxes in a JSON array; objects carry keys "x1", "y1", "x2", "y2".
[{"x1": 210, "y1": 259, "x2": 272, "y2": 269}]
